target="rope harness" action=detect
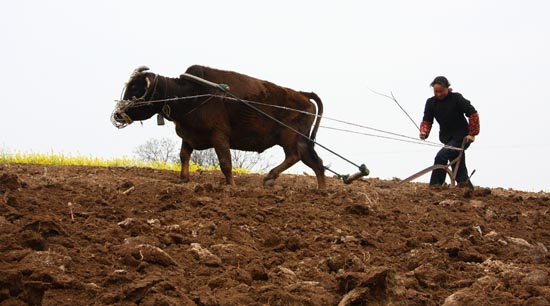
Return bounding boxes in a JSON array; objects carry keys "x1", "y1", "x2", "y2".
[{"x1": 113, "y1": 93, "x2": 463, "y2": 151}]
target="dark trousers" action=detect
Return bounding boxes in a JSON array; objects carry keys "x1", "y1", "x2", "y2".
[{"x1": 430, "y1": 137, "x2": 471, "y2": 185}]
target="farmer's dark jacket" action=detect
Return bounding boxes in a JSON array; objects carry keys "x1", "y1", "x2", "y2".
[{"x1": 422, "y1": 92, "x2": 477, "y2": 144}]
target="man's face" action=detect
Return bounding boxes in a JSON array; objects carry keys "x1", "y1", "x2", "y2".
[{"x1": 433, "y1": 84, "x2": 449, "y2": 100}]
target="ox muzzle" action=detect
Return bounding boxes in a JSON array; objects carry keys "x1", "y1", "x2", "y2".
[{"x1": 111, "y1": 99, "x2": 135, "y2": 129}]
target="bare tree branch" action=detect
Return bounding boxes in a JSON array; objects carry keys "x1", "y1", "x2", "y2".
[
  {"x1": 191, "y1": 149, "x2": 219, "y2": 167},
  {"x1": 192, "y1": 148, "x2": 272, "y2": 172},
  {"x1": 134, "y1": 138, "x2": 179, "y2": 163},
  {"x1": 135, "y1": 138, "x2": 272, "y2": 172}
]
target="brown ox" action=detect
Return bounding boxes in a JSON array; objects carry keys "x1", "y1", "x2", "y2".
[{"x1": 112, "y1": 65, "x2": 326, "y2": 188}]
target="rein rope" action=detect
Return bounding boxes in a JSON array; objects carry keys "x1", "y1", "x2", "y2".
[{"x1": 114, "y1": 93, "x2": 462, "y2": 152}]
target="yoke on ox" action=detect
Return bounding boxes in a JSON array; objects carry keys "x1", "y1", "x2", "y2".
[{"x1": 112, "y1": 65, "x2": 326, "y2": 189}]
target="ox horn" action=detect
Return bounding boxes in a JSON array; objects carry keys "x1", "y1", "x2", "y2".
[
  {"x1": 126, "y1": 66, "x2": 150, "y2": 84},
  {"x1": 133, "y1": 65, "x2": 149, "y2": 74}
]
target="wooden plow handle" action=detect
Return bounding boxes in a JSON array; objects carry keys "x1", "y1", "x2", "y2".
[{"x1": 393, "y1": 137, "x2": 468, "y2": 188}]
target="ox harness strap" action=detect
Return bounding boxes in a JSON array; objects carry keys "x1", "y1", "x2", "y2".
[{"x1": 180, "y1": 73, "x2": 231, "y2": 92}]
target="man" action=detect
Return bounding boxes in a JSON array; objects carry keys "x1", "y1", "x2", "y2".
[{"x1": 419, "y1": 76, "x2": 480, "y2": 188}]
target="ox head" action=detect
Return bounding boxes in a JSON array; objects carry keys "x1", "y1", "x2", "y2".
[{"x1": 111, "y1": 66, "x2": 160, "y2": 128}]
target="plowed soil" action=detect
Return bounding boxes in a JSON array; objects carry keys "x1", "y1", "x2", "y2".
[{"x1": 1, "y1": 163, "x2": 549, "y2": 306}]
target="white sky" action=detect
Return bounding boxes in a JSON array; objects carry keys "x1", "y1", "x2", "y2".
[{"x1": 1, "y1": 1, "x2": 549, "y2": 191}]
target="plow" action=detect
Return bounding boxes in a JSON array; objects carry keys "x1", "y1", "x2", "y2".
[{"x1": 393, "y1": 138, "x2": 470, "y2": 188}]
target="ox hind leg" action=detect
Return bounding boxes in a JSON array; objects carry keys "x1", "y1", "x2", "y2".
[
  {"x1": 263, "y1": 145, "x2": 300, "y2": 187},
  {"x1": 298, "y1": 140, "x2": 326, "y2": 189},
  {"x1": 179, "y1": 141, "x2": 193, "y2": 183}
]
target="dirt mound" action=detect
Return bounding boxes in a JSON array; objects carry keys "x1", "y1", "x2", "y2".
[{"x1": 1, "y1": 162, "x2": 549, "y2": 305}]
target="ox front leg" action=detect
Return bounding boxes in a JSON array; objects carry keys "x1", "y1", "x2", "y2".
[
  {"x1": 214, "y1": 145, "x2": 235, "y2": 186},
  {"x1": 178, "y1": 142, "x2": 193, "y2": 183}
]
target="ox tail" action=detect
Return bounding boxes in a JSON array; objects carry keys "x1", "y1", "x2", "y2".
[
  {"x1": 300, "y1": 91, "x2": 324, "y2": 167},
  {"x1": 300, "y1": 91, "x2": 324, "y2": 143}
]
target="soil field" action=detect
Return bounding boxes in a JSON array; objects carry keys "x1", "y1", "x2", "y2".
[{"x1": 1, "y1": 163, "x2": 549, "y2": 305}]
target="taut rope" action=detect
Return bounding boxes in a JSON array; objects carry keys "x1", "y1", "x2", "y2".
[{"x1": 113, "y1": 93, "x2": 462, "y2": 151}]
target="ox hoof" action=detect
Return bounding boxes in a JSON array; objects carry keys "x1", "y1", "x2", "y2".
[{"x1": 263, "y1": 179, "x2": 276, "y2": 187}]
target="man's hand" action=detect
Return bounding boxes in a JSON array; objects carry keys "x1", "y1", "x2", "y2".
[
  {"x1": 465, "y1": 135, "x2": 475, "y2": 143},
  {"x1": 419, "y1": 132, "x2": 427, "y2": 140}
]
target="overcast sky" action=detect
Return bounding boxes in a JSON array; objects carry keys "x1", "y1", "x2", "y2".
[{"x1": 1, "y1": 1, "x2": 549, "y2": 191}]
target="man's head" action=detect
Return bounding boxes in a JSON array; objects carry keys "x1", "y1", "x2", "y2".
[{"x1": 430, "y1": 76, "x2": 450, "y2": 100}]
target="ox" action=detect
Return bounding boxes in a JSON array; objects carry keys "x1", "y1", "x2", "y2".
[{"x1": 112, "y1": 65, "x2": 326, "y2": 188}]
